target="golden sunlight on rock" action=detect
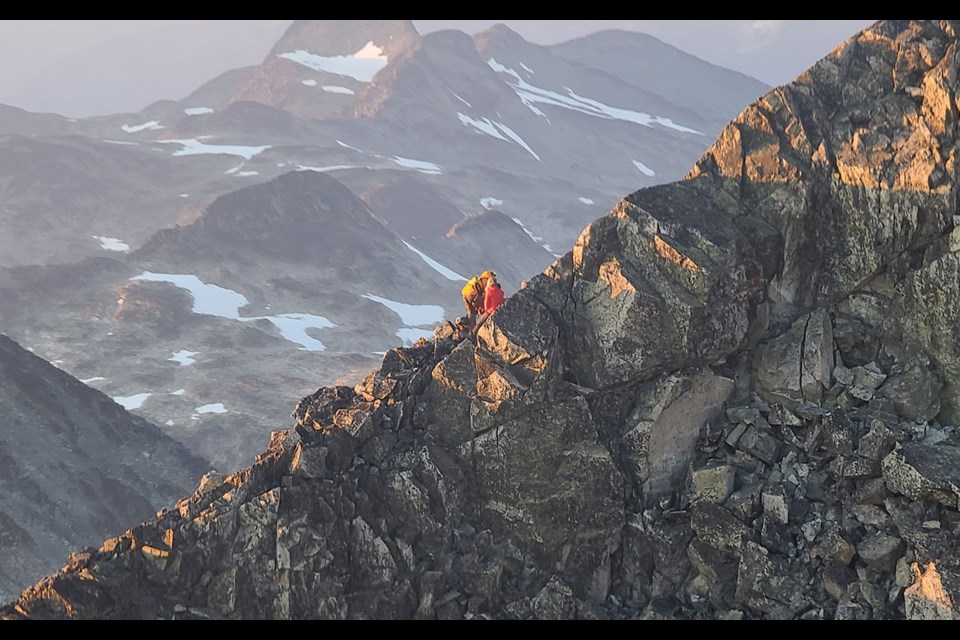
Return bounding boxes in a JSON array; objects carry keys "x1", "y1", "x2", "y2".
[
  {"x1": 905, "y1": 562, "x2": 955, "y2": 620},
  {"x1": 598, "y1": 259, "x2": 635, "y2": 299},
  {"x1": 653, "y1": 235, "x2": 699, "y2": 272}
]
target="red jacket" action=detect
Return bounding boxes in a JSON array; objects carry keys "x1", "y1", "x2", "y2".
[{"x1": 484, "y1": 283, "x2": 505, "y2": 315}]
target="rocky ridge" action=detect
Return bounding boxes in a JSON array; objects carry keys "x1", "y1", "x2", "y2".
[{"x1": 3, "y1": 19, "x2": 959, "y2": 620}]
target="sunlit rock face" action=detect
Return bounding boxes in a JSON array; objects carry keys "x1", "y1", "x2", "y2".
[
  {"x1": 6, "y1": 20, "x2": 960, "y2": 621},
  {"x1": 536, "y1": 179, "x2": 753, "y2": 390},
  {"x1": 686, "y1": 19, "x2": 960, "y2": 421}
]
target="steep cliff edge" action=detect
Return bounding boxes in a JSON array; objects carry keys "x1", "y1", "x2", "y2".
[{"x1": 3, "y1": 20, "x2": 960, "y2": 620}]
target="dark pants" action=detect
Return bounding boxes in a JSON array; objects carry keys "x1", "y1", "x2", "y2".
[{"x1": 464, "y1": 298, "x2": 481, "y2": 317}]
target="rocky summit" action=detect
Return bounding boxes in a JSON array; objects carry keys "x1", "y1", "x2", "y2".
[{"x1": 3, "y1": 19, "x2": 960, "y2": 620}]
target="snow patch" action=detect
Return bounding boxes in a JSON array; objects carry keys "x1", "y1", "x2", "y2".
[
  {"x1": 458, "y1": 112, "x2": 508, "y2": 141},
  {"x1": 278, "y1": 42, "x2": 389, "y2": 82},
  {"x1": 487, "y1": 57, "x2": 703, "y2": 135},
  {"x1": 121, "y1": 121, "x2": 163, "y2": 133},
  {"x1": 195, "y1": 403, "x2": 227, "y2": 414},
  {"x1": 480, "y1": 198, "x2": 503, "y2": 209},
  {"x1": 323, "y1": 85, "x2": 355, "y2": 95},
  {"x1": 336, "y1": 140, "x2": 363, "y2": 152},
  {"x1": 225, "y1": 164, "x2": 258, "y2": 177},
  {"x1": 363, "y1": 294, "x2": 445, "y2": 326},
  {"x1": 512, "y1": 217, "x2": 557, "y2": 255},
  {"x1": 579, "y1": 197, "x2": 594, "y2": 205},
  {"x1": 157, "y1": 139, "x2": 271, "y2": 160},
  {"x1": 404, "y1": 241, "x2": 467, "y2": 281},
  {"x1": 456, "y1": 112, "x2": 540, "y2": 161},
  {"x1": 364, "y1": 293, "x2": 446, "y2": 347},
  {"x1": 168, "y1": 350, "x2": 199, "y2": 366},
  {"x1": 184, "y1": 107, "x2": 214, "y2": 116},
  {"x1": 130, "y1": 272, "x2": 336, "y2": 352},
  {"x1": 93, "y1": 236, "x2": 130, "y2": 252},
  {"x1": 491, "y1": 120, "x2": 540, "y2": 161},
  {"x1": 114, "y1": 393, "x2": 151, "y2": 411},
  {"x1": 132, "y1": 273, "x2": 249, "y2": 319},
  {"x1": 262, "y1": 313, "x2": 335, "y2": 352},
  {"x1": 296, "y1": 164, "x2": 360, "y2": 173},
  {"x1": 392, "y1": 156, "x2": 442, "y2": 175},
  {"x1": 633, "y1": 160, "x2": 656, "y2": 177}
]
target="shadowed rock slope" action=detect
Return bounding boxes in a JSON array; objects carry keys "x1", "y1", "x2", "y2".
[
  {"x1": 0, "y1": 334, "x2": 210, "y2": 605},
  {"x1": 4, "y1": 19, "x2": 960, "y2": 620}
]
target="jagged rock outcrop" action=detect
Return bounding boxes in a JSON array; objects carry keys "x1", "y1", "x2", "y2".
[
  {"x1": 4, "y1": 19, "x2": 960, "y2": 620},
  {"x1": 686, "y1": 19, "x2": 960, "y2": 421}
]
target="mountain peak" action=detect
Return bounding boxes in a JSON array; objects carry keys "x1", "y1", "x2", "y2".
[
  {"x1": 473, "y1": 23, "x2": 529, "y2": 50},
  {"x1": 136, "y1": 170, "x2": 397, "y2": 263},
  {"x1": 227, "y1": 20, "x2": 422, "y2": 120},
  {"x1": 268, "y1": 20, "x2": 420, "y2": 59}
]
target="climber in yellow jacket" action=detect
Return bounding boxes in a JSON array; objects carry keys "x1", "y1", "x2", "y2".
[{"x1": 461, "y1": 271, "x2": 497, "y2": 322}]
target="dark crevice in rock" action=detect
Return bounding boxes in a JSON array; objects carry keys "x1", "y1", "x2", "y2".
[{"x1": 799, "y1": 312, "x2": 811, "y2": 403}]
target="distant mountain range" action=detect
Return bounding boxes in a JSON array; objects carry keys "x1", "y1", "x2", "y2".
[
  {"x1": 0, "y1": 20, "x2": 769, "y2": 471},
  {"x1": 0, "y1": 20, "x2": 768, "y2": 268}
]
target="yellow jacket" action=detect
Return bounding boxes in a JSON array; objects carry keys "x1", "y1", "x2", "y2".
[
  {"x1": 462, "y1": 276, "x2": 484, "y2": 300},
  {"x1": 462, "y1": 274, "x2": 493, "y2": 309},
  {"x1": 463, "y1": 271, "x2": 496, "y2": 310}
]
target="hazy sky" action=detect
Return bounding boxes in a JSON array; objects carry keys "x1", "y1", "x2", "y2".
[{"x1": 0, "y1": 20, "x2": 876, "y2": 118}]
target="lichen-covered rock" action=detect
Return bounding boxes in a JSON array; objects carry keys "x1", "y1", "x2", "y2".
[
  {"x1": 755, "y1": 309, "x2": 834, "y2": 407},
  {"x1": 882, "y1": 443, "x2": 960, "y2": 508}
]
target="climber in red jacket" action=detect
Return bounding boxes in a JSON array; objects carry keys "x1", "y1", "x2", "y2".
[{"x1": 472, "y1": 278, "x2": 505, "y2": 334}]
